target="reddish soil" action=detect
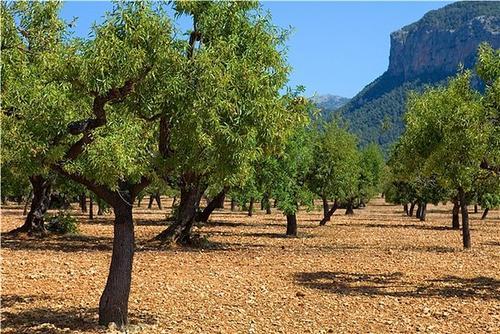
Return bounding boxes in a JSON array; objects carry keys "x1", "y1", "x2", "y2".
[{"x1": 1, "y1": 198, "x2": 499, "y2": 333}]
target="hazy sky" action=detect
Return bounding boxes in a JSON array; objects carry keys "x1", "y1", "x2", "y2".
[{"x1": 60, "y1": 1, "x2": 451, "y2": 98}]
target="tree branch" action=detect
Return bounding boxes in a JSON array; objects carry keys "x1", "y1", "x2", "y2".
[{"x1": 51, "y1": 164, "x2": 117, "y2": 206}]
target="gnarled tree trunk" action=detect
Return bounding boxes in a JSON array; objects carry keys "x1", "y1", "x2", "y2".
[
  {"x1": 154, "y1": 176, "x2": 205, "y2": 244},
  {"x1": 80, "y1": 193, "x2": 87, "y2": 213},
  {"x1": 286, "y1": 213, "x2": 297, "y2": 236},
  {"x1": 403, "y1": 203, "x2": 409, "y2": 216},
  {"x1": 9, "y1": 175, "x2": 51, "y2": 236},
  {"x1": 320, "y1": 199, "x2": 338, "y2": 226},
  {"x1": 345, "y1": 198, "x2": 354, "y2": 215},
  {"x1": 409, "y1": 201, "x2": 416, "y2": 217},
  {"x1": 419, "y1": 202, "x2": 427, "y2": 221},
  {"x1": 415, "y1": 202, "x2": 422, "y2": 219},
  {"x1": 98, "y1": 200, "x2": 134, "y2": 328},
  {"x1": 248, "y1": 197, "x2": 254, "y2": 217},
  {"x1": 89, "y1": 196, "x2": 94, "y2": 220},
  {"x1": 197, "y1": 187, "x2": 227, "y2": 223},
  {"x1": 322, "y1": 195, "x2": 329, "y2": 219},
  {"x1": 230, "y1": 198, "x2": 236, "y2": 211}
]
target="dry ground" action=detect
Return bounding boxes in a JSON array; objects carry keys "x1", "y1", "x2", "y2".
[{"x1": 1, "y1": 198, "x2": 499, "y2": 334}]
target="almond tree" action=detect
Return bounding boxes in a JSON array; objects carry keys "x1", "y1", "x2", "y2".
[
  {"x1": 400, "y1": 44, "x2": 498, "y2": 248},
  {"x1": 2, "y1": 1, "x2": 175, "y2": 326},
  {"x1": 153, "y1": 1, "x2": 299, "y2": 243},
  {"x1": 307, "y1": 121, "x2": 360, "y2": 225}
]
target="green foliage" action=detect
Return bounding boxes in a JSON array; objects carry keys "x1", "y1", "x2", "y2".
[
  {"x1": 308, "y1": 121, "x2": 360, "y2": 202},
  {"x1": 46, "y1": 211, "x2": 79, "y2": 234},
  {"x1": 357, "y1": 143, "x2": 385, "y2": 202}
]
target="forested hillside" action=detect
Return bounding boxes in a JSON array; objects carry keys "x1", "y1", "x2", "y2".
[{"x1": 334, "y1": 1, "x2": 500, "y2": 149}]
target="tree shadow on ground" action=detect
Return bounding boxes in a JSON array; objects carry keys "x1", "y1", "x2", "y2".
[
  {"x1": 336, "y1": 222, "x2": 458, "y2": 231},
  {"x1": 1, "y1": 305, "x2": 101, "y2": 334},
  {"x1": 1, "y1": 234, "x2": 113, "y2": 252},
  {"x1": 1, "y1": 302, "x2": 158, "y2": 334},
  {"x1": 294, "y1": 271, "x2": 500, "y2": 300}
]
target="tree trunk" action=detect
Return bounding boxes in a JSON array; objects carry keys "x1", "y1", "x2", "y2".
[
  {"x1": 248, "y1": 197, "x2": 254, "y2": 217},
  {"x1": 409, "y1": 201, "x2": 416, "y2": 217},
  {"x1": 474, "y1": 204, "x2": 478, "y2": 213},
  {"x1": 419, "y1": 202, "x2": 427, "y2": 221},
  {"x1": 9, "y1": 175, "x2": 51, "y2": 236},
  {"x1": 416, "y1": 202, "x2": 422, "y2": 219},
  {"x1": 345, "y1": 199, "x2": 354, "y2": 215},
  {"x1": 137, "y1": 196, "x2": 142, "y2": 207},
  {"x1": 98, "y1": 200, "x2": 104, "y2": 216},
  {"x1": 286, "y1": 213, "x2": 297, "y2": 236},
  {"x1": 147, "y1": 194, "x2": 154, "y2": 209},
  {"x1": 89, "y1": 196, "x2": 94, "y2": 220},
  {"x1": 265, "y1": 199, "x2": 271, "y2": 214},
  {"x1": 23, "y1": 190, "x2": 32, "y2": 216},
  {"x1": 197, "y1": 187, "x2": 227, "y2": 223},
  {"x1": 154, "y1": 179, "x2": 205, "y2": 244},
  {"x1": 458, "y1": 188, "x2": 471, "y2": 249},
  {"x1": 481, "y1": 208, "x2": 489, "y2": 220},
  {"x1": 230, "y1": 198, "x2": 236, "y2": 211},
  {"x1": 171, "y1": 196, "x2": 177, "y2": 208},
  {"x1": 98, "y1": 202, "x2": 134, "y2": 328},
  {"x1": 216, "y1": 192, "x2": 225, "y2": 209},
  {"x1": 80, "y1": 193, "x2": 87, "y2": 213},
  {"x1": 403, "y1": 203, "x2": 409, "y2": 216},
  {"x1": 320, "y1": 199, "x2": 338, "y2": 226},
  {"x1": 273, "y1": 198, "x2": 277, "y2": 208},
  {"x1": 155, "y1": 193, "x2": 162, "y2": 210},
  {"x1": 452, "y1": 200, "x2": 460, "y2": 229},
  {"x1": 322, "y1": 195, "x2": 329, "y2": 219},
  {"x1": 260, "y1": 198, "x2": 265, "y2": 211}
]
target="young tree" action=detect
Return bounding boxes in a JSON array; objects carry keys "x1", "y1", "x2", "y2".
[
  {"x1": 308, "y1": 121, "x2": 360, "y2": 225},
  {"x1": 275, "y1": 130, "x2": 314, "y2": 235},
  {"x1": 402, "y1": 67, "x2": 492, "y2": 248}
]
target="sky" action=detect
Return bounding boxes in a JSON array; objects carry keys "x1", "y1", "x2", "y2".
[{"x1": 60, "y1": 1, "x2": 451, "y2": 98}]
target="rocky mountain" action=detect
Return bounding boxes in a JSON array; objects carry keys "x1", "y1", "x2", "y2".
[
  {"x1": 310, "y1": 94, "x2": 350, "y2": 112},
  {"x1": 338, "y1": 1, "x2": 500, "y2": 150}
]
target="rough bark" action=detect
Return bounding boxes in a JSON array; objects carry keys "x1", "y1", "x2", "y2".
[
  {"x1": 322, "y1": 196, "x2": 329, "y2": 219},
  {"x1": 80, "y1": 193, "x2": 87, "y2": 213},
  {"x1": 148, "y1": 195, "x2": 154, "y2": 209},
  {"x1": 458, "y1": 188, "x2": 471, "y2": 249},
  {"x1": 248, "y1": 197, "x2": 254, "y2": 217},
  {"x1": 89, "y1": 196, "x2": 94, "y2": 220},
  {"x1": 452, "y1": 200, "x2": 460, "y2": 229},
  {"x1": 9, "y1": 175, "x2": 51, "y2": 236},
  {"x1": 345, "y1": 199, "x2": 354, "y2": 215},
  {"x1": 474, "y1": 204, "x2": 478, "y2": 213},
  {"x1": 481, "y1": 208, "x2": 489, "y2": 220},
  {"x1": 98, "y1": 201, "x2": 134, "y2": 328},
  {"x1": 416, "y1": 202, "x2": 422, "y2": 219},
  {"x1": 23, "y1": 190, "x2": 32, "y2": 216},
  {"x1": 419, "y1": 202, "x2": 427, "y2": 221},
  {"x1": 154, "y1": 177, "x2": 205, "y2": 244},
  {"x1": 403, "y1": 203, "x2": 409, "y2": 216},
  {"x1": 286, "y1": 213, "x2": 297, "y2": 236},
  {"x1": 409, "y1": 201, "x2": 416, "y2": 217},
  {"x1": 155, "y1": 193, "x2": 162, "y2": 210},
  {"x1": 320, "y1": 199, "x2": 338, "y2": 226},
  {"x1": 197, "y1": 187, "x2": 227, "y2": 223}
]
